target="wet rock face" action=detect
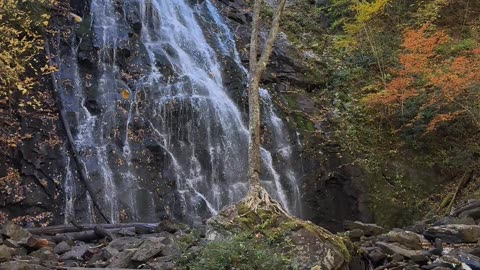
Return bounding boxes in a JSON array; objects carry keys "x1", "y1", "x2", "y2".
[
  {"x1": 52, "y1": 0, "x2": 303, "y2": 225},
  {"x1": 213, "y1": 0, "x2": 368, "y2": 231},
  {"x1": 3, "y1": 0, "x2": 364, "y2": 228},
  {"x1": 0, "y1": 88, "x2": 67, "y2": 226}
]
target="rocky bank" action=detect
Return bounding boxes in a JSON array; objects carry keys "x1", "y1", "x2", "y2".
[{"x1": 1, "y1": 200, "x2": 480, "y2": 269}]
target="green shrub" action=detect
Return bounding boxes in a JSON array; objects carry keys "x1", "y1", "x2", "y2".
[{"x1": 178, "y1": 233, "x2": 291, "y2": 270}]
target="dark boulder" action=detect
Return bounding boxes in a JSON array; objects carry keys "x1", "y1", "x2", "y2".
[
  {"x1": 131, "y1": 237, "x2": 165, "y2": 262},
  {"x1": 368, "y1": 248, "x2": 387, "y2": 266},
  {"x1": 0, "y1": 245, "x2": 13, "y2": 262},
  {"x1": 424, "y1": 225, "x2": 480, "y2": 243},
  {"x1": 375, "y1": 242, "x2": 422, "y2": 258},
  {"x1": 378, "y1": 230, "x2": 423, "y2": 250},
  {"x1": 53, "y1": 241, "x2": 72, "y2": 255}
]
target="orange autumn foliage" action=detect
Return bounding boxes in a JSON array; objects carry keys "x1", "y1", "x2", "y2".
[{"x1": 366, "y1": 23, "x2": 480, "y2": 132}]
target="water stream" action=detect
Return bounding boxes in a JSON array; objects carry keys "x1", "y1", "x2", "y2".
[{"x1": 57, "y1": 0, "x2": 302, "y2": 225}]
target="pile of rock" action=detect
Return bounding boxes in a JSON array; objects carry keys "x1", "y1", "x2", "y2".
[
  {"x1": 345, "y1": 200, "x2": 480, "y2": 270},
  {"x1": 3, "y1": 200, "x2": 480, "y2": 269},
  {"x1": 0, "y1": 220, "x2": 200, "y2": 270}
]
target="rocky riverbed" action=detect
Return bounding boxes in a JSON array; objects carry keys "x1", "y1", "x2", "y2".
[
  {"x1": 1, "y1": 200, "x2": 480, "y2": 269},
  {"x1": 346, "y1": 200, "x2": 480, "y2": 270}
]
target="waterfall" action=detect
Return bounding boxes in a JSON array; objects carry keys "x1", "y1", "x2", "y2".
[{"x1": 57, "y1": 0, "x2": 302, "y2": 225}]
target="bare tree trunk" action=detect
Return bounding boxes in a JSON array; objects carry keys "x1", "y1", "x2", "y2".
[{"x1": 247, "y1": 0, "x2": 288, "y2": 190}]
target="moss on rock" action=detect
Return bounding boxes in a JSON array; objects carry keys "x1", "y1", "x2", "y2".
[{"x1": 200, "y1": 200, "x2": 352, "y2": 269}]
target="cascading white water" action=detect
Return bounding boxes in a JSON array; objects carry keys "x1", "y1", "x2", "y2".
[{"x1": 57, "y1": 0, "x2": 302, "y2": 224}]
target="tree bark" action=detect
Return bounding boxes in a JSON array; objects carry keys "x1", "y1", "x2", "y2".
[{"x1": 247, "y1": 0, "x2": 288, "y2": 189}]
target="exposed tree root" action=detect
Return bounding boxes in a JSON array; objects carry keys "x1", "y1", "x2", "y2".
[
  {"x1": 208, "y1": 184, "x2": 353, "y2": 266},
  {"x1": 241, "y1": 184, "x2": 290, "y2": 217}
]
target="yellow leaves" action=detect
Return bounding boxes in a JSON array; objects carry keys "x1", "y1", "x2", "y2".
[
  {"x1": 69, "y1": 13, "x2": 83, "y2": 23},
  {"x1": 332, "y1": 35, "x2": 357, "y2": 50},
  {"x1": 352, "y1": 0, "x2": 390, "y2": 24},
  {"x1": 343, "y1": 0, "x2": 392, "y2": 39},
  {"x1": 121, "y1": 89, "x2": 130, "y2": 100},
  {"x1": 40, "y1": 64, "x2": 58, "y2": 74},
  {"x1": 0, "y1": 0, "x2": 57, "y2": 105},
  {"x1": 416, "y1": 0, "x2": 450, "y2": 23},
  {"x1": 16, "y1": 83, "x2": 27, "y2": 95}
]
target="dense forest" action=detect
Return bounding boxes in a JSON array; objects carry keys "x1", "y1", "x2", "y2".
[
  {"x1": 0, "y1": 0, "x2": 479, "y2": 269},
  {"x1": 279, "y1": 0, "x2": 480, "y2": 227}
]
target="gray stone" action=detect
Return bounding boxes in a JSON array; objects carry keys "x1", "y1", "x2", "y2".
[
  {"x1": 404, "y1": 266, "x2": 422, "y2": 270},
  {"x1": 423, "y1": 261, "x2": 455, "y2": 269},
  {"x1": 116, "y1": 228, "x2": 136, "y2": 237},
  {"x1": 63, "y1": 260, "x2": 80, "y2": 267},
  {"x1": 391, "y1": 253, "x2": 404, "y2": 262},
  {"x1": 159, "y1": 244, "x2": 179, "y2": 257},
  {"x1": 13, "y1": 246, "x2": 27, "y2": 256},
  {"x1": 3, "y1": 239, "x2": 19, "y2": 248},
  {"x1": 158, "y1": 220, "x2": 179, "y2": 234},
  {"x1": 106, "y1": 237, "x2": 143, "y2": 254},
  {"x1": 451, "y1": 251, "x2": 480, "y2": 270},
  {"x1": 0, "y1": 245, "x2": 13, "y2": 262},
  {"x1": 53, "y1": 241, "x2": 71, "y2": 255},
  {"x1": 131, "y1": 237, "x2": 165, "y2": 262},
  {"x1": 134, "y1": 225, "x2": 157, "y2": 234},
  {"x1": 107, "y1": 249, "x2": 136, "y2": 268},
  {"x1": 424, "y1": 225, "x2": 480, "y2": 243},
  {"x1": 470, "y1": 246, "x2": 480, "y2": 257},
  {"x1": 435, "y1": 216, "x2": 477, "y2": 226},
  {"x1": 147, "y1": 260, "x2": 175, "y2": 270},
  {"x1": 29, "y1": 247, "x2": 56, "y2": 262},
  {"x1": 0, "y1": 261, "x2": 48, "y2": 270},
  {"x1": 347, "y1": 229, "x2": 364, "y2": 240},
  {"x1": 86, "y1": 249, "x2": 112, "y2": 268},
  {"x1": 344, "y1": 221, "x2": 387, "y2": 236},
  {"x1": 380, "y1": 230, "x2": 423, "y2": 250},
  {"x1": 0, "y1": 223, "x2": 31, "y2": 245},
  {"x1": 410, "y1": 254, "x2": 429, "y2": 265},
  {"x1": 376, "y1": 242, "x2": 423, "y2": 258},
  {"x1": 458, "y1": 216, "x2": 478, "y2": 225},
  {"x1": 368, "y1": 249, "x2": 386, "y2": 265},
  {"x1": 11, "y1": 255, "x2": 40, "y2": 264},
  {"x1": 60, "y1": 244, "x2": 89, "y2": 260},
  {"x1": 459, "y1": 207, "x2": 480, "y2": 220}
]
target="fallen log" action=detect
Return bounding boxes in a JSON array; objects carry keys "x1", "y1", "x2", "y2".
[
  {"x1": 94, "y1": 225, "x2": 115, "y2": 241},
  {"x1": 27, "y1": 223, "x2": 158, "y2": 235},
  {"x1": 46, "y1": 227, "x2": 139, "y2": 243},
  {"x1": 49, "y1": 230, "x2": 101, "y2": 243}
]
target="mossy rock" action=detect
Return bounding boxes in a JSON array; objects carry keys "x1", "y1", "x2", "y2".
[{"x1": 205, "y1": 201, "x2": 351, "y2": 269}]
